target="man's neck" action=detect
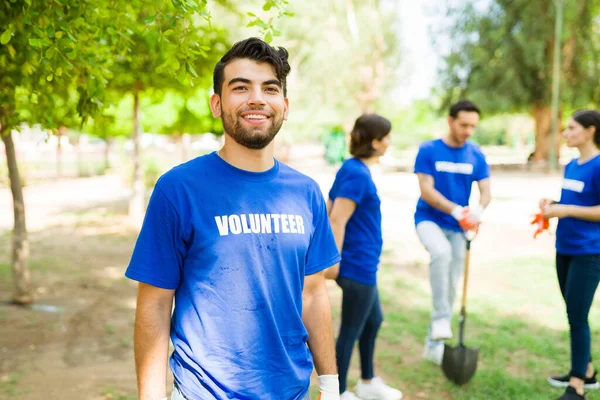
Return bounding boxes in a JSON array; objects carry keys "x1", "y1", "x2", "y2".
[
  {"x1": 218, "y1": 135, "x2": 275, "y2": 172},
  {"x1": 442, "y1": 135, "x2": 465, "y2": 148}
]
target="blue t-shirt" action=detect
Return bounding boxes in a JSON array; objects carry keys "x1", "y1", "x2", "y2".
[
  {"x1": 414, "y1": 139, "x2": 490, "y2": 231},
  {"x1": 328, "y1": 158, "x2": 382, "y2": 285},
  {"x1": 556, "y1": 155, "x2": 600, "y2": 255},
  {"x1": 125, "y1": 152, "x2": 340, "y2": 400}
]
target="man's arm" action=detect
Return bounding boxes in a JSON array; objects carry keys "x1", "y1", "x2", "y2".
[
  {"x1": 324, "y1": 197, "x2": 356, "y2": 280},
  {"x1": 477, "y1": 178, "x2": 491, "y2": 209},
  {"x1": 302, "y1": 270, "x2": 337, "y2": 375},
  {"x1": 134, "y1": 282, "x2": 175, "y2": 400},
  {"x1": 416, "y1": 173, "x2": 457, "y2": 214}
]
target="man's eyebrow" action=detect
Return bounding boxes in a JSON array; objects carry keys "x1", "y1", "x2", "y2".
[
  {"x1": 227, "y1": 77, "x2": 282, "y2": 87},
  {"x1": 263, "y1": 79, "x2": 282, "y2": 87},
  {"x1": 228, "y1": 77, "x2": 251, "y2": 86}
]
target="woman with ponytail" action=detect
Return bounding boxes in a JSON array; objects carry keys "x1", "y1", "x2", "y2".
[
  {"x1": 325, "y1": 114, "x2": 402, "y2": 400},
  {"x1": 541, "y1": 110, "x2": 600, "y2": 400}
]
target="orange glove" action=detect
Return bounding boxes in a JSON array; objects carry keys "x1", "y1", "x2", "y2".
[
  {"x1": 531, "y1": 210, "x2": 549, "y2": 239},
  {"x1": 451, "y1": 206, "x2": 479, "y2": 231}
]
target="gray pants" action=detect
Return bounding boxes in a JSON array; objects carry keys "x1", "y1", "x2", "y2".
[{"x1": 416, "y1": 221, "x2": 466, "y2": 322}]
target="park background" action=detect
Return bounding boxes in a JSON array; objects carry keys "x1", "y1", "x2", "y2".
[{"x1": 1, "y1": 0, "x2": 600, "y2": 399}]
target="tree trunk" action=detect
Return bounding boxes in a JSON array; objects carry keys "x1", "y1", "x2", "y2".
[
  {"x1": 181, "y1": 133, "x2": 191, "y2": 162},
  {"x1": 129, "y1": 87, "x2": 145, "y2": 226},
  {"x1": 1, "y1": 129, "x2": 32, "y2": 304},
  {"x1": 56, "y1": 131, "x2": 62, "y2": 179},
  {"x1": 104, "y1": 137, "x2": 113, "y2": 171},
  {"x1": 532, "y1": 104, "x2": 561, "y2": 163}
]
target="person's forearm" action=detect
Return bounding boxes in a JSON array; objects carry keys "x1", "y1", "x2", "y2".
[
  {"x1": 479, "y1": 189, "x2": 491, "y2": 208},
  {"x1": 565, "y1": 205, "x2": 600, "y2": 221},
  {"x1": 330, "y1": 220, "x2": 346, "y2": 253},
  {"x1": 421, "y1": 187, "x2": 457, "y2": 214},
  {"x1": 302, "y1": 282, "x2": 337, "y2": 375},
  {"x1": 134, "y1": 299, "x2": 173, "y2": 400}
]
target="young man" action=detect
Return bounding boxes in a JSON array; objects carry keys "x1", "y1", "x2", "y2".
[
  {"x1": 125, "y1": 37, "x2": 341, "y2": 400},
  {"x1": 413, "y1": 100, "x2": 491, "y2": 365}
]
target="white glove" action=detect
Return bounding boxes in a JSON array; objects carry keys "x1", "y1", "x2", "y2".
[
  {"x1": 470, "y1": 204, "x2": 485, "y2": 222},
  {"x1": 318, "y1": 374, "x2": 340, "y2": 400},
  {"x1": 450, "y1": 205, "x2": 465, "y2": 221}
]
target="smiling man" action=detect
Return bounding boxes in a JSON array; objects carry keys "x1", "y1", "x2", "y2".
[{"x1": 125, "y1": 38, "x2": 341, "y2": 400}]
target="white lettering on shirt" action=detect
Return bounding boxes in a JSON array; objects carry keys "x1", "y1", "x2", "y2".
[
  {"x1": 214, "y1": 214, "x2": 306, "y2": 236},
  {"x1": 435, "y1": 161, "x2": 474, "y2": 175},
  {"x1": 563, "y1": 179, "x2": 585, "y2": 193}
]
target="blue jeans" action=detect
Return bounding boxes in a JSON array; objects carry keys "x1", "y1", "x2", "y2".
[
  {"x1": 556, "y1": 253, "x2": 600, "y2": 379},
  {"x1": 335, "y1": 275, "x2": 383, "y2": 394}
]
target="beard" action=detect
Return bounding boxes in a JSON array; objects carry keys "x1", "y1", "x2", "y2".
[{"x1": 221, "y1": 106, "x2": 285, "y2": 150}]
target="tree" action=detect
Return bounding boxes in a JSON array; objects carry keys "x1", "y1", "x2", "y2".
[
  {"x1": 1, "y1": 0, "x2": 290, "y2": 304},
  {"x1": 436, "y1": 0, "x2": 600, "y2": 162},
  {"x1": 272, "y1": 0, "x2": 403, "y2": 139}
]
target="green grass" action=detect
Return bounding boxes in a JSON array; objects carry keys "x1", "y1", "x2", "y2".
[
  {"x1": 326, "y1": 256, "x2": 600, "y2": 400},
  {"x1": 0, "y1": 373, "x2": 26, "y2": 398}
]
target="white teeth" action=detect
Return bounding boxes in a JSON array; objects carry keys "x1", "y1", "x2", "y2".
[{"x1": 245, "y1": 114, "x2": 267, "y2": 120}]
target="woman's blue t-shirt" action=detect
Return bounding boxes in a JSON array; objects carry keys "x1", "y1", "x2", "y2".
[
  {"x1": 557, "y1": 155, "x2": 600, "y2": 255},
  {"x1": 329, "y1": 158, "x2": 382, "y2": 285}
]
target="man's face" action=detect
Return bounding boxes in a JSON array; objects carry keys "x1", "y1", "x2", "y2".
[
  {"x1": 210, "y1": 58, "x2": 289, "y2": 150},
  {"x1": 448, "y1": 111, "x2": 479, "y2": 145}
]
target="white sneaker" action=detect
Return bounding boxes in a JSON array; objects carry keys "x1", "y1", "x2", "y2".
[
  {"x1": 430, "y1": 319, "x2": 453, "y2": 340},
  {"x1": 340, "y1": 391, "x2": 361, "y2": 400},
  {"x1": 422, "y1": 340, "x2": 444, "y2": 366},
  {"x1": 355, "y1": 377, "x2": 403, "y2": 400}
]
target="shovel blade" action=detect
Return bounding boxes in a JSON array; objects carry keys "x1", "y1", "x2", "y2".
[{"x1": 441, "y1": 343, "x2": 479, "y2": 385}]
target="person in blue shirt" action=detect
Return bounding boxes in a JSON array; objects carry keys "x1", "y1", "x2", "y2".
[
  {"x1": 541, "y1": 110, "x2": 600, "y2": 400},
  {"x1": 325, "y1": 114, "x2": 403, "y2": 400},
  {"x1": 125, "y1": 37, "x2": 342, "y2": 400},
  {"x1": 413, "y1": 100, "x2": 491, "y2": 365}
]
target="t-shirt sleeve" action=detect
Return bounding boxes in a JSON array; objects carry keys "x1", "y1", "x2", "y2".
[
  {"x1": 125, "y1": 185, "x2": 186, "y2": 289},
  {"x1": 305, "y1": 188, "x2": 341, "y2": 276},
  {"x1": 335, "y1": 173, "x2": 369, "y2": 204},
  {"x1": 474, "y1": 149, "x2": 491, "y2": 181},
  {"x1": 414, "y1": 144, "x2": 434, "y2": 175}
]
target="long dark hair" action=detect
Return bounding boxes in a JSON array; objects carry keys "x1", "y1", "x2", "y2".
[
  {"x1": 349, "y1": 114, "x2": 392, "y2": 158},
  {"x1": 573, "y1": 109, "x2": 600, "y2": 147}
]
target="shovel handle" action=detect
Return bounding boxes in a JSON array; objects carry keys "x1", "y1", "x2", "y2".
[{"x1": 459, "y1": 239, "x2": 472, "y2": 345}]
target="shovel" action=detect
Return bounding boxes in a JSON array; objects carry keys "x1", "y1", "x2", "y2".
[{"x1": 441, "y1": 234, "x2": 479, "y2": 385}]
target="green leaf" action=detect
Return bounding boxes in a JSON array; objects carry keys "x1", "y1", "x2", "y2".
[
  {"x1": 163, "y1": 29, "x2": 174, "y2": 36},
  {"x1": 0, "y1": 29, "x2": 12, "y2": 45},
  {"x1": 263, "y1": 1, "x2": 273, "y2": 11},
  {"x1": 247, "y1": 20, "x2": 259, "y2": 27},
  {"x1": 46, "y1": 73, "x2": 53, "y2": 82},
  {"x1": 177, "y1": 67, "x2": 187, "y2": 83},
  {"x1": 247, "y1": 12, "x2": 257, "y2": 17},
  {"x1": 46, "y1": 47, "x2": 56, "y2": 60},
  {"x1": 7, "y1": 44, "x2": 16, "y2": 58},
  {"x1": 264, "y1": 31, "x2": 273, "y2": 43},
  {"x1": 56, "y1": 67, "x2": 63, "y2": 77},
  {"x1": 55, "y1": 31, "x2": 64, "y2": 39},
  {"x1": 29, "y1": 38, "x2": 42, "y2": 47},
  {"x1": 143, "y1": 16, "x2": 156, "y2": 24},
  {"x1": 283, "y1": 12, "x2": 295, "y2": 17}
]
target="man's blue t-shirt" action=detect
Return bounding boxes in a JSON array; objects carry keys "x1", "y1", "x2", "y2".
[
  {"x1": 125, "y1": 152, "x2": 340, "y2": 400},
  {"x1": 557, "y1": 155, "x2": 600, "y2": 255},
  {"x1": 328, "y1": 158, "x2": 382, "y2": 285},
  {"x1": 414, "y1": 139, "x2": 490, "y2": 231}
]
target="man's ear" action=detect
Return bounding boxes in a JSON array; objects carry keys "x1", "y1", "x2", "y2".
[
  {"x1": 210, "y1": 93, "x2": 222, "y2": 118},
  {"x1": 283, "y1": 98, "x2": 289, "y2": 121}
]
